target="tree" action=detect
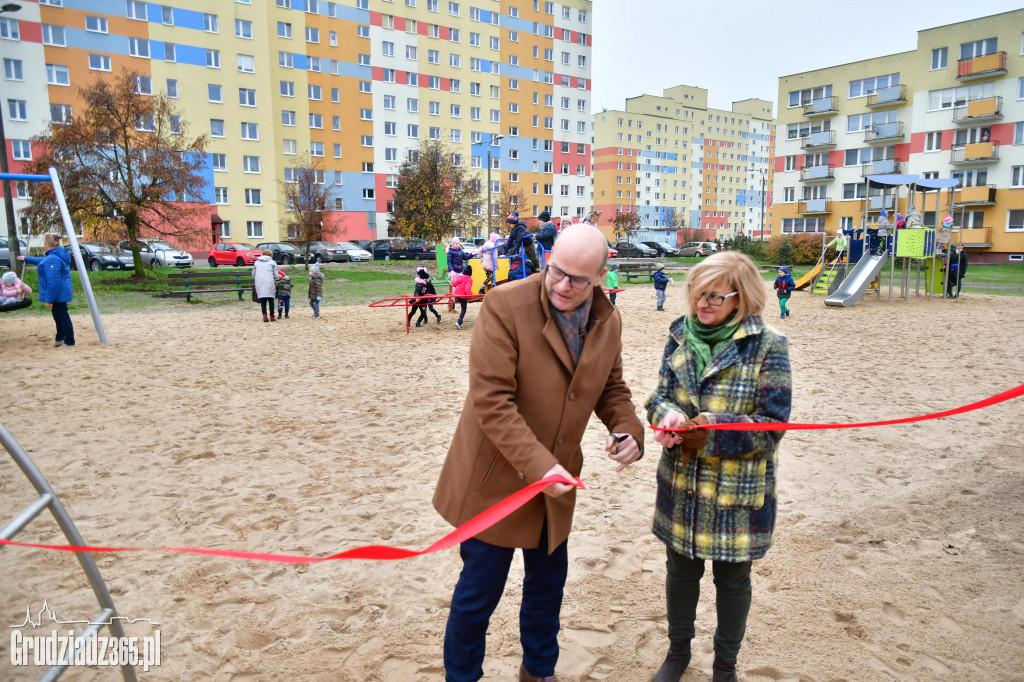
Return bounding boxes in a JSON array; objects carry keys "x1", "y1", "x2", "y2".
[
  {"x1": 280, "y1": 155, "x2": 333, "y2": 269},
  {"x1": 612, "y1": 210, "x2": 642, "y2": 243},
  {"x1": 388, "y1": 139, "x2": 481, "y2": 244},
  {"x1": 494, "y1": 184, "x2": 526, "y2": 236},
  {"x1": 23, "y1": 69, "x2": 208, "y2": 276}
]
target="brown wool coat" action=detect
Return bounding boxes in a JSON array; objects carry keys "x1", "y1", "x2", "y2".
[{"x1": 432, "y1": 274, "x2": 645, "y2": 553}]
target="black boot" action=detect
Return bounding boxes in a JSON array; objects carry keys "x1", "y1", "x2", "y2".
[
  {"x1": 435, "y1": 311, "x2": 442, "y2": 323},
  {"x1": 653, "y1": 640, "x2": 691, "y2": 682},
  {"x1": 711, "y1": 654, "x2": 738, "y2": 682}
]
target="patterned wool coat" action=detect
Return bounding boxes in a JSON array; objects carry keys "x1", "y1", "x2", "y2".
[{"x1": 645, "y1": 315, "x2": 791, "y2": 562}]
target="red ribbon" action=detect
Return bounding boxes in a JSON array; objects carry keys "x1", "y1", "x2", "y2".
[
  {"x1": 0, "y1": 476, "x2": 583, "y2": 563},
  {"x1": 651, "y1": 382, "x2": 1024, "y2": 433}
]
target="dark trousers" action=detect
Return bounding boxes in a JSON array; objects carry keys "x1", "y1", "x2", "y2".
[
  {"x1": 444, "y1": 526, "x2": 568, "y2": 682},
  {"x1": 455, "y1": 297, "x2": 468, "y2": 324},
  {"x1": 277, "y1": 295, "x2": 290, "y2": 316},
  {"x1": 665, "y1": 547, "x2": 752, "y2": 663},
  {"x1": 51, "y1": 302, "x2": 75, "y2": 346},
  {"x1": 309, "y1": 298, "x2": 320, "y2": 316},
  {"x1": 259, "y1": 297, "x2": 275, "y2": 316},
  {"x1": 609, "y1": 292, "x2": 617, "y2": 306}
]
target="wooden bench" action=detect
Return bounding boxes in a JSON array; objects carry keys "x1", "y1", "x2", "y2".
[
  {"x1": 618, "y1": 263, "x2": 658, "y2": 282},
  {"x1": 167, "y1": 270, "x2": 255, "y2": 303}
]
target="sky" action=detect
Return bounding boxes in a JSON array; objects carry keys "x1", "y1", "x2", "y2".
[{"x1": 592, "y1": 0, "x2": 1024, "y2": 115}]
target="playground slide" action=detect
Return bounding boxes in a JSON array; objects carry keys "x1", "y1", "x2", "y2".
[
  {"x1": 824, "y1": 253, "x2": 888, "y2": 307},
  {"x1": 794, "y1": 259, "x2": 835, "y2": 290}
]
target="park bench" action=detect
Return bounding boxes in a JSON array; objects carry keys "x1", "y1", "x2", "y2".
[
  {"x1": 618, "y1": 262, "x2": 658, "y2": 282},
  {"x1": 167, "y1": 270, "x2": 254, "y2": 303}
]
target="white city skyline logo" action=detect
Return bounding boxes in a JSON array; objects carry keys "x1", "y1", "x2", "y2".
[{"x1": 10, "y1": 600, "x2": 160, "y2": 629}]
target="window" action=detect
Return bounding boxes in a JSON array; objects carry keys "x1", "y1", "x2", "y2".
[
  {"x1": 283, "y1": 139, "x2": 297, "y2": 155},
  {"x1": 450, "y1": 54, "x2": 460, "y2": 68},
  {"x1": 787, "y1": 85, "x2": 832, "y2": 108},
  {"x1": 310, "y1": 141, "x2": 324, "y2": 157},
  {"x1": 237, "y1": 54, "x2": 255, "y2": 72},
  {"x1": 308, "y1": 85, "x2": 322, "y2": 100},
  {"x1": 406, "y1": 98, "x2": 418, "y2": 112},
  {"x1": 849, "y1": 73, "x2": 899, "y2": 98},
  {"x1": 428, "y1": 75, "x2": 440, "y2": 89},
  {"x1": 85, "y1": 15, "x2": 108, "y2": 33},
  {"x1": 450, "y1": 28, "x2": 460, "y2": 42},
  {"x1": 245, "y1": 188, "x2": 262, "y2": 205},
  {"x1": 214, "y1": 187, "x2": 229, "y2": 204},
  {"x1": 382, "y1": 41, "x2": 395, "y2": 57},
  {"x1": 363, "y1": 188, "x2": 375, "y2": 199},
  {"x1": 931, "y1": 47, "x2": 948, "y2": 70},
  {"x1": 960, "y1": 38, "x2": 997, "y2": 60},
  {"x1": 449, "y1": 2, "x2": 460, "y2": 16},
  {"x1": 47, "y1": 64, "x2": 70, "y2": 86},
  {"x1": 332, "y1": 115, "x2": 340, "y2": 130},
  {"x1": 280, "y1": 80, "x2": 294, "y2": 98},
  {"x1": 451, "y1": 104, "x2": 461, "y2": 117},
  {"x1": 309, "y1": 113, "x2": 323, "y2": 128},
  {"x1": 385, "y1": 148, "x2": 397, "y2": 161},
  {"x1": 278, "y1": 21, "x2": 292, "y2": 38},
  {"x1": 361, "y1": 135, "x2": 373, "y2": 146},
  {"x1": 241, "y1": 122, "x2": 259, "y2": 140},
  {"x1": 1008, "y1": 209, "x2": 1024, "y2": 232},
  {"x1": 11, "y1": 139, "x2": 31, "y2": 161},
  {"x1": 235, "y1": 19, "x2": 252, "y2": 39},
  {"x1": 206, "y1": 49, "x2": 221, "y2": 68},
  {"x1": 359, "y1": 54, "x2": 372, "y2": 66},
  {"x1": 212, "y1": 154, "x2": 227, "y2": 171},
  {"x1": 89, "y1": 54, "x2": 112, "y2": 72},
  {"x1": 163, "y1": 43, "x2": 176, "y2": 62},
  {"x1": 210, "y1": 119, "x2": 225, "y2": 137},
  {"x1": 50, "y1": 103, "x2": 72, "y2": 123},
  {"x1": 246, "y1": 221, "x2": 263, "y2": 239},
  {"x1": 127, "y1": 0, "x2": 148, "y2": 20},
  {"x1": 128, "y1": 37, "x2": 150, "y2": 58},
  {"x1": 238, "y1": 88, "x2": 257, "y2": 107},
  {"x1": 429, "y1": 101, "x2": 440, "y2": 116},
  {"x1": 406, "y1": 45, "x2": 417, "y2": 60},
  {"x1": 1015, "y1": 121, "x2": 1024, "y2": 145},
  {"x1": 203, "y1": 13, "x2": 218, "y2": 32},
  {"x1": 306, "y1": 26, "x2": 320, "y2": 43},
  {"x1": 1010, "y1": 166, "x2": 1023, "y2": 188},
  {"x1": 359, "y1": 108, "x2": 372, "y2": 120},
  {"x1": 429, "y1": 126, "x2": 441, "y2": 140},
  {"x1": 408, "y1": 124, "x2": 419, "y2": 137},
  {"x1": 360, "y1": 80, "x2": 372, "y2": 93},
  {"x1": 928, "y1": 82, "x2": 996, "y2": 110},
  {"x1": 925, "y1": 131, "x2": 942, "y2": 152}
]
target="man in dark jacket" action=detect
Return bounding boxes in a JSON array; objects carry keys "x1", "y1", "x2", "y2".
[
  {"x1": 504, "y1": 212, "x2": 540, "y2": 271},
  {"x1": 535, "y1": 211, "x2": 557, "y2": 252}
]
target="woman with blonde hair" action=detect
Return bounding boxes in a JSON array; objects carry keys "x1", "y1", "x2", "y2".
[{"x1": 646, "y1": 250, "x2": 792, "y2": 682}]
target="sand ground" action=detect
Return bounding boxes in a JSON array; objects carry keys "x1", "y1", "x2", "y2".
[{"x1": 1, "y1": 282, "x2": 1023, "y2": 681}]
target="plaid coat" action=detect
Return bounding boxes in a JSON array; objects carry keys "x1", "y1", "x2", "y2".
[{"x1": 645, "y1": 315, "x2": 791, "y2": 562}]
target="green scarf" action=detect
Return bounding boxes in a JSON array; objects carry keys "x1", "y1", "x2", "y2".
[{"x1": 683, "y1": 315, "x2": 741, "y2": 378}]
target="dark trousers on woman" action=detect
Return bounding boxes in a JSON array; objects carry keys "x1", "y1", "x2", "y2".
[
  {"x1": 259, "y1": 297, "x2": 276, "y2": 318},
  {"x1": 51, "y1": 302, "x2": 75, "y2": 346},
  {"x1": 665, "y1": 547, "x2": 752, "y2": 664},
  {"x1": 444, "y1": 525, "x2": 567, "y2": 682}
]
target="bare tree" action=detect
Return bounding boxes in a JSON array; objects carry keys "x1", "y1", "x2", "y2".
[
  {"x1": 612, "y1": 210, "x2": 642, "y2": 243},
  {"x1": 495, "y1": 184, "x2": 526, "y2": 236},
  {"x1": 23, "y1": 69, "x2": 209, "y2": 276},
  {"x1": 279, "y1": 155, "x2": 334, "y2": 269}
]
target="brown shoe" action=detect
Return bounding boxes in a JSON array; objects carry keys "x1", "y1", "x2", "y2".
[{"x1": 519, "y1": 663, "x2": 559, "y2": 682}]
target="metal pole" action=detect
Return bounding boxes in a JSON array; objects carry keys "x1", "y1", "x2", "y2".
[
  {"x1": 759, "y1": 169, "x2": 766, "y2": 240},
  {"x1": 486, "y1": 148, "x2": 492, "y2": 237},
  {"x1": 0, "y1": 92, "x2": 22, "y2": 276},
  {"x1": 48, "y1": 167, "x2": 108, "y2": 344}
]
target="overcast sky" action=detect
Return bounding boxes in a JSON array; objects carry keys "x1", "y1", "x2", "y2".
[{"x1": 592, "y1": 0, "x2": 1023, "y2": 115}]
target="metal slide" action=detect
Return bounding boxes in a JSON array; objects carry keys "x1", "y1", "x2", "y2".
[{"x1": 824, "y1": 253, "x2": 888, "y2": 307}]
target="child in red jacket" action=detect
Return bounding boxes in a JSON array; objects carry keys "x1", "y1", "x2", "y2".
[{"x1": 452, "y1": 263, "x2": 474, "y2": 330}]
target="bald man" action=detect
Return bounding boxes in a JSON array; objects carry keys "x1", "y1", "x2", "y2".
[{"x1": 434, "y1": 224, "x2": 645, "y2": 682}]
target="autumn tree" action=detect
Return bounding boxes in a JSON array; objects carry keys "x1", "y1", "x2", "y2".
[
  {"x1": 612, "y1": 210, "x2": 642, "y2": 243},
  {"x1": 388, "y1": 139, "x2": 481, "y2": 244},
  {"x1": 493, "y1": 184, "x2": 526, "y2": 236},
  {"x1": 280, "y1": 155, "x2": 334, "y2": 269},
  {"x1": 23, "y1": 69, "x2": 208, "y2": 276}
]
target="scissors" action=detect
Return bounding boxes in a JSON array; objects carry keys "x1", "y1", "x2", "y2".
[{"x1": 611, "y1": 433, "x2": 630, "y2": 455}]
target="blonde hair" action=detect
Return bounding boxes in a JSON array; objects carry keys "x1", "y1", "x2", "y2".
[
  {"x1": 682, "y1": 251, "x2": 766, "y2": 324},
  {"x1": 43, "y1": 232, "x2": 62, "y2": 248}
]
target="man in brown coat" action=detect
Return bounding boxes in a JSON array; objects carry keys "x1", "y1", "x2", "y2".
[{"x1": 433, "y1": 224, "x2": 644, "y2": 682}]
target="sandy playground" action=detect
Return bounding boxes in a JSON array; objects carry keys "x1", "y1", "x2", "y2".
[{"x1": 1, "y1": 280, "x2": 1023, "y2": 681}]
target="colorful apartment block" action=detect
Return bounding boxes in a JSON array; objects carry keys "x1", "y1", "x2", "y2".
[
  {"x1": 592, "y1": 85, "x2": 774, "y2": 243},
  {"x1": 775, "y1": 8, "x2": 1024, "y2": 263},
  {"x1": 0, "y1": 0, "x2": 593, "y2": 245}
]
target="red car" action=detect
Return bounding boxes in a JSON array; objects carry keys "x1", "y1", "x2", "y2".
[
  {"x1": 208, "y1": 242, "x2": 263, "y2": 267},
  {"x1": 608, "y1": 246, "x2": 619, "y2": 258}
]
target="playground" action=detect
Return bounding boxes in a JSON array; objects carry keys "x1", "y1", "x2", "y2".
[{"x1": 2, "y1": 279, "x2": 1023, "y2": 680}]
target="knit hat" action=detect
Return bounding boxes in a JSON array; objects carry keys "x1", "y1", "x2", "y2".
[
  {"x1": 538, "y1": 211, "x2": 550, "y2": 221},
  {"x1": 655, "y1": 263, "x2": 665, "y2": 271},
  {"x1": 309, "y1": 263, "x2": 321, "y2": 275},
  {"x1": 608, "y1": 263, "x2": 618, "y2": 271},
  {"x1": 880, "y1": 209, "x2": 888, "y2": 217},
  {"x1": 779, "y1": 266, "x2": 790, "y2": 274},
  {"x1": 1, "y1": 271, "x2": 16, "y2": 285},
  {"x1": 506, "y1": 212, "x2": 519, "y2": 224}
]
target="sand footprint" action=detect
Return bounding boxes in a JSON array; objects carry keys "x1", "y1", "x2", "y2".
[
  {"x1": 603, "y1": 544, "x2": 641, "y2": 580},
  {"x1": 883, "y1": 604, "x2": 906, "y2": 624}
]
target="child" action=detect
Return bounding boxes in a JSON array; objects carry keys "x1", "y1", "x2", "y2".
[
  {"x1": 1, "y1": 270, "x2": 32, "y2": 306},
  {"x1": 18, "y1": 233, "x2": 74, "y2": 347},
  {"x1": 774, "y1": 266, "x2": 795, "y2": 319},
  {"x1": 653, "y1": 263, "x2": 672, "y2": 311},
  {"x1": 452, "y1": 263, "x2": 474, "y2": 330},
  {"x1": 605, "y1": 263, "x2": 619, "y2": 306},
  {"x1": 478, "y1": 232, "x2": 500, "y2": 294},
  {"x1": 408, "y1": 266, "x2": 442, "y2": 328},
  {"x1": 275, "y1": 270, "x2": 293, "y2": 319},
  {"x1": 308, "y1": 262, "x2": 323, "y2": 319},
  {"x1": 825, "y1": 227, "x2": 848, "y2": 263}
]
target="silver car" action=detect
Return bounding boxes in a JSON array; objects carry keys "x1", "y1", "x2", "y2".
[
  {"x1": 119, "y1": 239, "x2": 194, "y2": 268},
  {"x1": 337, "y1": 242, "x2": 372, "y2": 262},
  {"x1": 0, "y1": 237, "x2": 28, "y2": 268}
]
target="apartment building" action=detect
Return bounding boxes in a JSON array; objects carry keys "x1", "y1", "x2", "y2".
[
  {"x1": 592, "y1": 85, "x2": 774, "y2": 242},
  {"x1": 0, "y1": 0, "x2": 593, "y2": 245},
  {"x1": 775, "y1": 8, "x2": 1024, "y2": 263}
]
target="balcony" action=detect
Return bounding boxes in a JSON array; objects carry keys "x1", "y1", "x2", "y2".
[
  {"x1": 958, "y1": 185, "x2": 997, "y2": 205},
  {"x1": 864, "y1": 121, "x2": 904, "y2": 144},
  {"x1": 950, "y1": 142, "x2": 999, "y2": 164},
  {"x1": 957, "y1": 52, "x2": 1007, "y2": 80},
  {"x1": 799, "y1": 198, "x2": 832, "y2": 214},
  {"x1": 860, "y1": 159, "x2": 902, "y2": 176},
  {"x1": 958, "y1": 226, "x2": 992, "y2": 248},
  {"x1": 802, "y1": 96, "x2": 838, "y2": 117},
  {"x1": 800, "y1": 129, "x2": 836, "y2": 149},
  {"x1": 800, "y1": 165, "x2": 834, "y2": 182},
  {"x1": 868, "y1": 195, "x2": 895, "y2": 210},
  {"x1": 865, "y1": 84, "x2": 907, "y2": 108},
  {"x1": 952, "y1": 96, "x2": 1003, "y2": 123}
]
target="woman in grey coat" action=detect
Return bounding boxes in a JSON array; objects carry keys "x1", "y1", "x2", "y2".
[{"x1": 252, "y1": 250, "x2": 279, "y2": 322}]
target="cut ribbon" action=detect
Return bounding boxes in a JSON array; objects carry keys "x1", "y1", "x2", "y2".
[
  {"x1": 651, "y1": 382, "x2": 1024, "y2": 433},
  {"x1": 0, "y1": 475, "x2": 584, "y2": 563}
]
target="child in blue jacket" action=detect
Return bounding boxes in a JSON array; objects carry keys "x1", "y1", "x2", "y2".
[
  {"x1": 653, "y1": 263, "x2": 672, "y2": 311},
  {"x1": 774, "y1": 266, "x2": 795, "y2": 319},
  {"x1": 18, "y1": 232, "x2": 75, "y2": 347}
]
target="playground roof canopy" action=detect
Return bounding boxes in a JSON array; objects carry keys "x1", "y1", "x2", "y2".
[{"x1": 866, "y1": 174, "x2": 961, "y2": 192}]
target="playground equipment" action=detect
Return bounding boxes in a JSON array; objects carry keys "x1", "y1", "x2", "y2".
[
  {"x1": 0, "y1": 169, "x2": 107, "y2": 342},
  {"x1": 823, "y1": 174, "x2": 959, "y2": 307}
]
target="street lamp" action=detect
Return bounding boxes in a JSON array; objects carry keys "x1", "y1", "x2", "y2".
[
  {"x1": 0, "y1": 2, "x2": 21, "y2": 272},
  {"x1": 485, "y1": 134, "x2": 504, "y2": 237},
  {"x1": 754, "y1": 167, "x2": 768, "y2": 241}
]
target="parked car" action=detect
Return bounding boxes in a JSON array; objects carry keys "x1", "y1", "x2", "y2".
[
  {"x1": 255, "y1": 242, "x2": 307, "y2": 265},
  {"x1": 118, "y1": 238, "x2": 194, "y2": 268},
  {"x1": 336, "y1": 242, "x2": 371, "y2": 262},
  {"x1": 73, "y1": 242, "x2": 134, "y2": 271},
  {"x1": 370, "y1": 238, "x2": 435, "y2": 261},
  {"x1": 346, "y1": 239, "x2": 374, "y2": 251},
  {"x1": 208, "y1": 242, "x2": 262, "y2": 267},
  {"x1": 608, "y1": 245, "x2": 619, "y2": 259},
  {"x1": 0, "y1": 237, "x2": 28, "y2": 267},
  {"x1": 642, "y1": 241, "x2": 681, "y2": 257},
  {"x1": 679, "y1": 241, "x2": 718, "y2": 257},
  {"x1": 293, "y1": 241, "x2": 350, "y2": 263},
  {"x1": 612, "y1": 241, "x2": 658, "y2": 258}
]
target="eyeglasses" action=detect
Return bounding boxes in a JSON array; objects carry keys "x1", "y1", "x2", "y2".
[
  {"x1": 546, "y1": 264, "x2": 593, "y2": 291},
  {"x1": 688, "y1": 284, "x2": 738, "y2": 307}
]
